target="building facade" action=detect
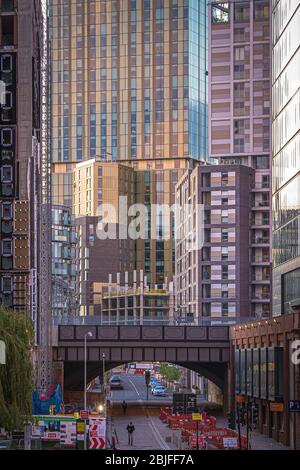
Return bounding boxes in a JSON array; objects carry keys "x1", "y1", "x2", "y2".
[
  {"x1": 209, "y1": 0, "x2": 272, "y2": 319},
  {"x1": 50, "y1": 0, "x2": 209, "y2": 207},
  {"x1": 272, "y1": 0, "x2": 300, "y2": 316},
  {"x1": 230, "y1": 311, "x2": 300, "y2": 449},
  {"x1": 0, "y1": 0, "x2": 43, "y2": 322},
  {"x1": 175, "y1": 164, "x2": 260, "y2": 323},
  {"x1": 101, "y1": 270, "x2": 174, "y2": 325},
  {"x1": 52, "y1": 205, "x2": 77, "y2": 316}
]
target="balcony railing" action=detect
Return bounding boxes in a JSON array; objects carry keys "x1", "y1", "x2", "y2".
[{"x1": 251, "y1": 237, "x2": 270, "y2": 244}]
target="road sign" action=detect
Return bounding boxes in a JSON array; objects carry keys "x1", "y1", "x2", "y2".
[
  {"x1": 223, "y1": 437, "x2": 238, "y2": 449},
  {"x1": 80, "y1": 410, "x2": 89, "y2": 419},
  {"x1": 270, "y1": 402, "x2": 284, "y2": 412},
  {"x1": 88, "y1": 423, "x2": 106, "y2": 450},
  {"x1": 192, "y1": 413, "x2": 202, "y2": 421},
  {"x1": 288, "y1": 400, "x2": 300, "y2": 412},
  {"x1": 189, "y1": 436, "x2": 206, "y2": 448}
]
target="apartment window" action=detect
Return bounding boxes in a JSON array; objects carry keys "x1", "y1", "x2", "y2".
[
  {"x1": 222, "y1": 265, "x2": 229, "y2": 280},
  {"x1": 1, "y1": 128, "x2": 12, "y2": 146},
  {"x1": 235, "y1": 47, "x2": 245, "y2": 61},
  {"x1": 1, "y1": 15, "x2": 14, "y2": 46},
  {"x1": 1, "y1": 275, "x2": 12, "y2": 293},
  {"x1": 255, "y1": 156, "x2": 269, "y2": 169},
  {"x1": 1, "y1": 54, "x2": 12, "y2": 72},
  {"x1": 222, "y1": 210, "x2": 228, "y2": 223},
  {"x1": 221, "y1": 247, "x2": 228, "y2": 260},
  {"x1": 222, "y1": 229, "x2": 228, "y2": 242},
  {"x1": 212, "y1": 3, "x2": 229, "y2": 23},
  {"x1": 1, "y1": 201, "x2": 12, "y2": 219},
  {"x1": 2, "y1": 239, "x2": 12, "y2": 256},
  {"x1": 221, "y1": 197, "x2": 228, "y2": 205},
  {"x1": 254, "y1": 1, "x2": 269, "y2": 20},
  {"x1": 234, "y1": 2, "x2": 249, "y2": 21},
  {"x1": 222, "y1": 303, "x2": 229, "y2": 316},
  {"x1": 1, "y1": 165, "x2": 12, "y2": 182},
  {"x1": 221, "y1": 173, "x2": 228, "y2": 187},
  {"x1": 1, "y1": 1, "x2": 14, "y2": 12}
]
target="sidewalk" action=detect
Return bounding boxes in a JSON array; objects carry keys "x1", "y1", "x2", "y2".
[{"x1": 216, "y1": 417, "x2": 290, "y2": 450}]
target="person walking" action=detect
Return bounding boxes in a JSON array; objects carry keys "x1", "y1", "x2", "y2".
[
  {"x1": 126, "y1": 421, "x2": 135, "y2": 446},
  {"x1": 122, "y1": 400, "x2": 128, "y2": 415}
]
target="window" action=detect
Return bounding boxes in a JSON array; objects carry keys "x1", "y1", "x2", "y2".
[
  {"x1": 1, "y1": 128, "x2": 12, "y2": 146},
  {"x1": 1, "y1": 165, "x2": 12, "y2": 182},
  {"x1": 212, "y1": 3, "x2": 229, "y2": 23},
  {"x1": 222, "y1": 265, "x2": 229, "y2": 280},
  {"x1": 222, "y1": 303, "x2": 229, "y2": 316},
  {"x1": 1, "y1": 54, "x2": 12, "y2": 72},
  {"x1": 2, "y1": 239, "x2": 12, "y2": 256},
  {"x1": 234, "y1": 3, "x2": 249, "y2": 22},
  {"x1": 221, "y1": 247, "x2": 228, "y2": 260},
  {"x1": 1, "y1": 201, "x2": 12, "y2": 219},
  {"x1": 1, "y1": 1, "x2": 14, "y2": 12},
  {"x1": 222, "y1": 229, "x2": 228, "y2": 242},
  {"x1": 221, "y1": 173, "x2": 228, "y2": 186},
  {"x1": 1, "y1": 15, "x2": 14, "y2": 46},
  {"x1": 235, "y1": 47, "x2": 245, "y2": 61},
  {"x1": 1, "y1": 275, "x2": 12, "y2": 293}
]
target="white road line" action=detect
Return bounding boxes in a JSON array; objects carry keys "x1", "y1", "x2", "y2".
[
  {"x1": 129, "y1": 378, "x2": 141, "y2": 397},
  {"x1": 145, "y1": 410, "x2": 170, "y2": 450}
]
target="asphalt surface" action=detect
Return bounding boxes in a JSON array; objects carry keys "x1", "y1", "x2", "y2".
[{"x1": 109, "y1": 373, "x2": 173, "y2": 405}]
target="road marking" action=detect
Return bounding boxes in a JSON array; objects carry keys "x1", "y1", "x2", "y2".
[
  {"x1": 143, "y1": 408, "x2": 170, "y2": 450},
  {"x1": 129, "y1": 378, "x2": 141, "y2": 397}
]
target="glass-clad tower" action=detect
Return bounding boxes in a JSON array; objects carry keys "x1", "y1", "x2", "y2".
[
  {"x1": 49, "y1": 0, "x2": 208, "y2": 207},
  {"x1": 272, "y1": 0, "x2": 300, "y2": 315}
]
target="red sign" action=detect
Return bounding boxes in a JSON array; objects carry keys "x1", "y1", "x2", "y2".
[
  {"x1": 80, "y1": 410, "x2": 89, "y2": 419},
  {"x1": 189, "y1": 436, "x2": 206, "y2": 448},
  {"x1": 89, "y1": 424, "x2": 105, "y2": 450}
]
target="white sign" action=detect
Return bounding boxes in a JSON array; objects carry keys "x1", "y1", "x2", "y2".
[
  {"x1": 60, "y1": 421, "x2": 76, "y2": 446},
  {"x1": 223, "y1": 437, "x2": 238, "y2": 448}
]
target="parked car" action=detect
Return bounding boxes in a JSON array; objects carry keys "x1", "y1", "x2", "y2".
[
  {"x1": 152, "y1": 385, "x2": 167, "y2": 396},
  {"x1": 109, "y1": 375, "x2": 123, "y2": 390}
]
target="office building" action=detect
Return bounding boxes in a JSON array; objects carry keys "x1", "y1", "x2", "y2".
[
  {"x1": 272, "y1": 0, "x2": 300, "y2": 315},
  {"x1": 209, "y1": 0, "x2": 272, "y2": 318}
]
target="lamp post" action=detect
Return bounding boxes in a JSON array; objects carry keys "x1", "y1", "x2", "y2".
[{"x1": 84, "y1": 331, "x2": 92, "y2": 450}]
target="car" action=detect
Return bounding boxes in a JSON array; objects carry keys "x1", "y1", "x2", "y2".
[
  {"x1": 150, "y1": 380, "x2": 160, "y2": 391},
  {"x1": 109, "y1": 375, "x2": 123, "y2": 390},
  {"x1": 152, "y1": 385, "x2": 167, "y2": 397}
]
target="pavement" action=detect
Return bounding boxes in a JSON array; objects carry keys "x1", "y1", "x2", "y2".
[{"x1": 109, "y1": 374, "x2": 290, "y2": 451}]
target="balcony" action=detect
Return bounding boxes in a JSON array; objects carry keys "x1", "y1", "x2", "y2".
[
  {"x1": 252, "y1": 201, "x2": 270, "y2": 210},
  {"x1": 251, "y1": 256, "x2": 270, "y2": 264},
  {"x1": 251, "y1": 237, "x2": 270, "y2": 246}
]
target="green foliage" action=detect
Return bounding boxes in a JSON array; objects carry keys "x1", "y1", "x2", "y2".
[
  {"x1": 0, "y1": 307, "x2": 34, "y2": 431},
  {"x1": 159, "y1": 363, "x2": 181, "y2": 382}
]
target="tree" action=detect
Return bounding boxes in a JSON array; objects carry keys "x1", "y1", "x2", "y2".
[
  {"x1": 160, "y1": 363, "x2": 181, "y2": 382},
  {"x1": 0, "y1": 307, "x2": 34, "y2": 431}
]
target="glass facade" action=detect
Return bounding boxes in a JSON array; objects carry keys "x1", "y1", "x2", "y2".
[
  {"x1": 272, "y1": 0, "x2": 300, "y2": 315},
  {"x1": 50, "y1": 0, "x2": 208, "y2": 207}
]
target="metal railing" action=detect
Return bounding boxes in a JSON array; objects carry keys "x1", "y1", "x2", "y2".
[{"x1": 52, "y1": 315, "x2": 258, "y2": 327}]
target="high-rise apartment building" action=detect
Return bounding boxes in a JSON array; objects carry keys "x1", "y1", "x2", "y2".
[
  {"x1": 0, "y1": 0, "x2": 43, "y2": 321},
  {"x1": 175, "y1": 164, "x2": 256, "y2": 323},
  {"x1": 209, "y1": 0, "x2": 272, "y2": 318},
  {"x1": 272, "y1": 0, "x2": 300, "y2": 315},
  {"x1": 50, "y1": 0, "x2": 208, "y2": 207}
]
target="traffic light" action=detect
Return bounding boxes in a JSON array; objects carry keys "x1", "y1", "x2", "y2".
[
  {"x1": 227, "y1": 410, "x2": 235, "y2": 430},
  {"x1": 251, "y1": 404, "x2": 259, "y2": 428},
  {"x1": 145, "y1": 370, "x2": 151, "y2": 387}
]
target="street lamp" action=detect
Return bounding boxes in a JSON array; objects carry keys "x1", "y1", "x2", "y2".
[
  {"x1": 102, "y1": 353, "x2": 106, "y2": 393},
  {"x1": 84, "y1": 331, "x2": 92, "y2": 450}
]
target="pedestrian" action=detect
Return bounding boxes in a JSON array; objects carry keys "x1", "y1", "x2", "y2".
[
  {"x1": 126, "y1": 421, "x2": 135, "y2": 446},
  {"x1": 122, "y1": 400, "x2": 128, "y2": 415}
]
